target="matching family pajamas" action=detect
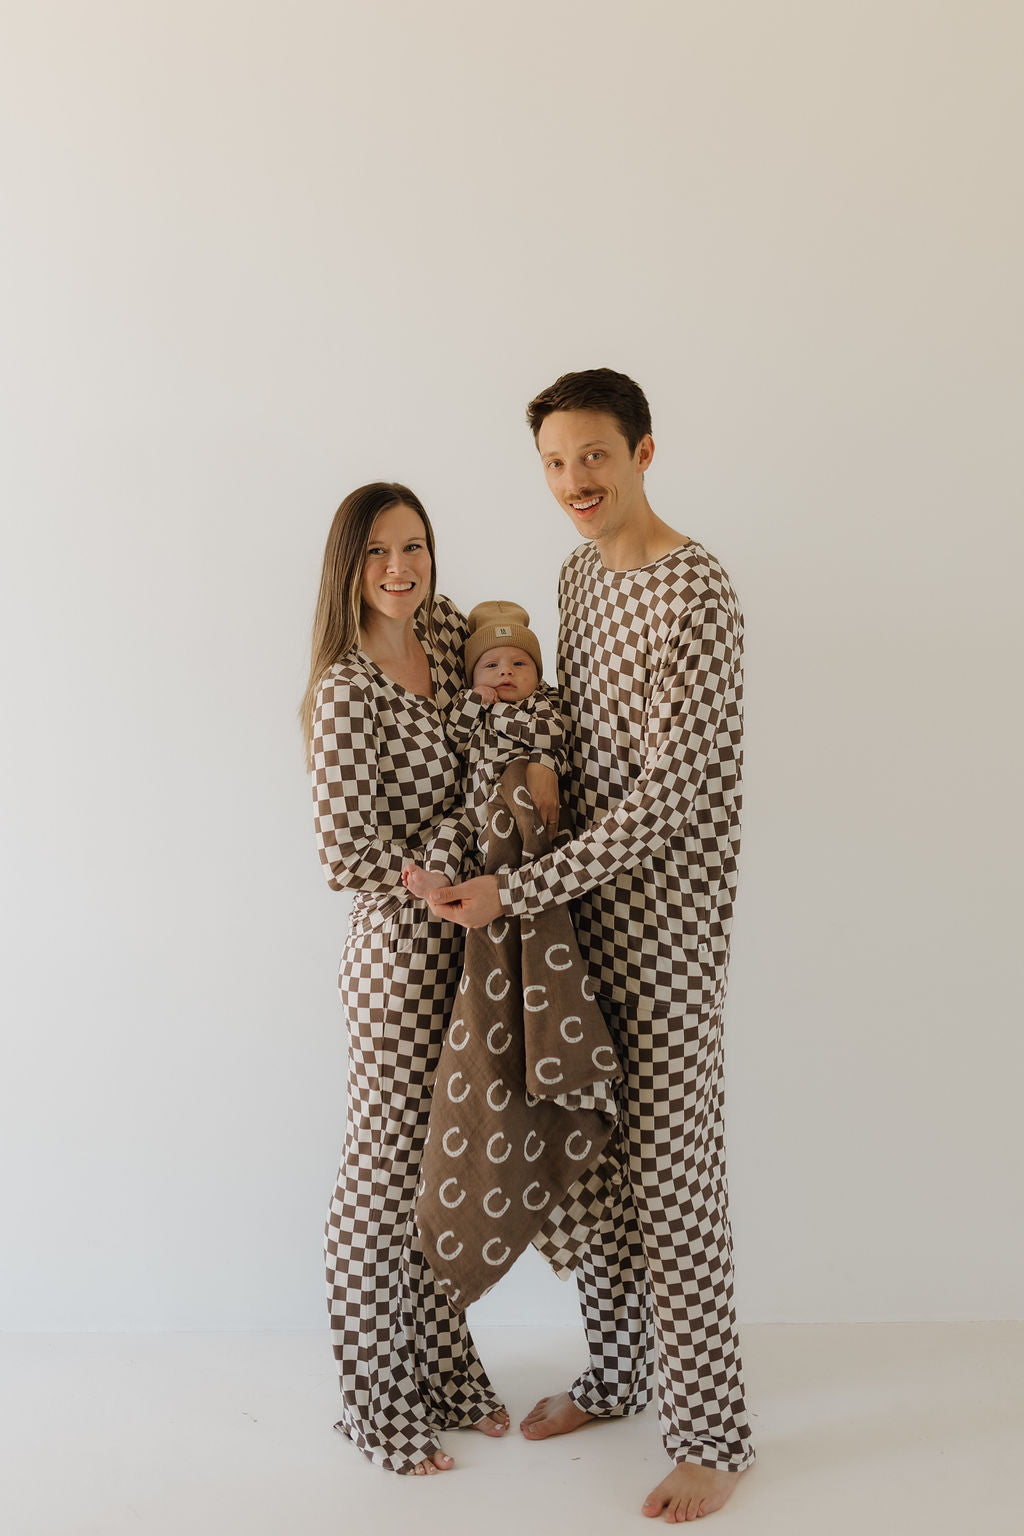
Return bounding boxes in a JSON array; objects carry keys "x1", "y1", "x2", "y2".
[
  {"x1": 312, "y1": 541, "x2": 754, "y2": 1475},
  {"x1": 496, "y1": 540, "x2": 755, "y2": 1472},
  {"x1": 311, "y1": 596, "x2": 503, "y2": 1473}
]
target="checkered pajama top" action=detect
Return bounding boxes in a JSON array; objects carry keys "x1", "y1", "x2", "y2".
[
  {"x1": 495, "y1": 541, "x2": 743, "y2": 1013},
  {"x1": 310, "y1": 595, "x2": 473, "y2": 934},
  {"x1": 445, "y1": 685, "x2": 568, "y2": 819}
]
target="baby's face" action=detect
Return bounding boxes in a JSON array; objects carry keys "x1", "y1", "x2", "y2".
[{"x1": 472, "y1": 645, "x2": 539, "y2": 702}]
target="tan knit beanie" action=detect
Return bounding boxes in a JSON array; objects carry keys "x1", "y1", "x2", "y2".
[{"x1": 464, "y1": 600, "x2": 543, "y2": 681}]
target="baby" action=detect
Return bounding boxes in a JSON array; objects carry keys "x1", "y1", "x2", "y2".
[{"x1": 403, "y1": 600, "x2": 567, "y2": 899}]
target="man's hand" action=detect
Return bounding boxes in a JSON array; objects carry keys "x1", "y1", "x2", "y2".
[
  {"x1": 526, "y1": 762, "x2": 560, "y2": 844},
  {"x1": 427, "y1": 875, "x2": 505, "y2": 929}
]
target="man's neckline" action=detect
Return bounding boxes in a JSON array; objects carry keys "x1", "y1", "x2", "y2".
[{"x1": 591, "y1": 539, "x2": 696, "y2": 575}]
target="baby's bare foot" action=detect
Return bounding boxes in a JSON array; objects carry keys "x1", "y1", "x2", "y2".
[{"x1": 402, "y1": 863, "x2": 450, "y2": 900}]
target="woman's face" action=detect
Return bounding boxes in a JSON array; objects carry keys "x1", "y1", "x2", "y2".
[{"x1": 360, "y1": 503, "x2": 432, "y2": 623}]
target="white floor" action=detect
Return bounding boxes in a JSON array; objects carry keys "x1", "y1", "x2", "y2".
[{"x1": 1, "y1": 1323, "x2": 1020, "y2": 1535}]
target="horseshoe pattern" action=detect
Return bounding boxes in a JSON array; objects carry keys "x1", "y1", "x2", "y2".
[
  {"x1": 447, "y1": 1071, "x2": 470, "y2": 1103},
  {"x1": 486, "y1": 1079, "x2": 511, "y2": 1112},
  {"x1": 592, "y1": 1044, "x2": 618, "y2": 1075},
  {"x1": 485, "y1": 969, "x2": 510, "y2": 1001},
  {"x1": 436, "y1": 1230, "x2": 463, "y2": 1261},
  {"x1": 487, "y1": 1022, "x2": 512, "y2": 1054},
  {"x1": 416, "y1": 759, "x2": 627, "y2": 1320},
  {"x1": 565, "y1": 1129, "x2": 593, "y2": 1161},
  {"x1": 442, "y1": 1127, "x2": 468, "y2": 1157},
  {"x1": 483, "y1": 1187, "x2": 511, "y2": 1218},
  {"x1": 490, "y1": 809, "x2": 514, "y2": 840},
  {"x1": 439, "y1": 1177, "x2": 466, "y2": 1209}
]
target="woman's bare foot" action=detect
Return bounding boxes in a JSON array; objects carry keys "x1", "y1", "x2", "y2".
[
  {"x1": 402, "y1": 863, "x2": 449, "y2": 900},
  {"x1": 519, "y1": 1392, "x2": 593, "y2": 1440},
  {"x1": 641, "y1": 1465, "x2": 744, "y2": 1522},
  {"x1": 473, "y1": 1407, "x2": 511, "y2": 1437},
  {"x1": 410, "y1": 1449, "x2": 454, "y2": 1476}
]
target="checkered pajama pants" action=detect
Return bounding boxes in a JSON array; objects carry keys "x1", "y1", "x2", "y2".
[
  {"x1": 567, "y1": 989, "x2": 755, "y2": 1472},
  {"x1": 324, "y1": 905, "x2": 503, "y2": 1473}
]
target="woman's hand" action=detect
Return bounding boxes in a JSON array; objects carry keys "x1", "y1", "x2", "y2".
[{"x1": 525, "y1": 762, "x2": 560, "y2": 844}]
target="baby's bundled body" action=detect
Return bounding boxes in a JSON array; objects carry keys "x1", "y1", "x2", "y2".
[{"x1": 403, "y1": 601, "x2": 568, "y2": 898}]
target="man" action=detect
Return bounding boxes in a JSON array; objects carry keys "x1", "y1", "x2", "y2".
[{"x1": 430, "y1": 368, "x2": 754, "y2": 1522}]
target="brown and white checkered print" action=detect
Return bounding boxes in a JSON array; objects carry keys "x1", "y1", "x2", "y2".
[
  {"x1": 496, "y1": 541, "x2": 754, "y2": 1473},
  {"x1": 425, "y1": 685, "x2": 568, "y2": 876},
  {"x1": 313, "y1": 596, "x2": 502, "y2": 1473},
  {"x1": 446, "y1": 685, "x2": 569, "y2": 822}
]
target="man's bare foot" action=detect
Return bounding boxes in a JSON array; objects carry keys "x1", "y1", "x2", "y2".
[
  {"x1": 473, "y1": 1407, "x2": 511, "y2": 1437},
  {"x1": 641, "y1": 1465, "x2": 744, "y2": 1522},
  {"x1": 520, "y1": 1391, "x2": 593, "y2": 1440},
  {"x1": 410, "y1": 1449, "x2": 454, "y2": 1476},
  {"x1": 402, "y1": 863, "x2": 449, "y2": 900}
]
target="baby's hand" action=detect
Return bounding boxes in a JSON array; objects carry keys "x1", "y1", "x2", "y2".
[
  {"x1": 471, "y1": 685, "x2": 499, "y2": 707},
  {"x1": 402, "y1": 863, "x2": 450, "y2": 900}
]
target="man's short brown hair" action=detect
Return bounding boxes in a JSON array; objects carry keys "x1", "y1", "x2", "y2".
[{"x1": 526, "y1": 368, "x2": 653, "y2": 453}]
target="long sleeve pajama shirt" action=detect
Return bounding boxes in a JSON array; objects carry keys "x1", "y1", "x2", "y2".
[{"x1": 496, "y1": 538, "x2": 755, "y2": 1473}]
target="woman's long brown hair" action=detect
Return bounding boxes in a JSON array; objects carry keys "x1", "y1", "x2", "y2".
[{"x1": 300, "y1": 482, "x2": 437, "y2": 769}]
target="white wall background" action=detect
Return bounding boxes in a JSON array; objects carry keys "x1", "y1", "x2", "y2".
[{"x1": 2, "y1": 1, "x2": 1021, "y2": 1332}]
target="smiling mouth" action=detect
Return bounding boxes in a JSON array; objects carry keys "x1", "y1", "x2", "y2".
[
  {"x1": 381, "y1": 582, "x2": 415, "y2": 592},
  {"x1": 569, "y1": 495, "x2": 602, "y2": 514}
]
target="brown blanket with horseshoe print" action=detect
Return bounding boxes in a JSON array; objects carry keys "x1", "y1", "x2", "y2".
[{"x1": 416, "y1": 758, "x2": 622, "y2": 1310}]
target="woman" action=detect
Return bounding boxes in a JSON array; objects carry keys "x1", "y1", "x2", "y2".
[{"x1": 301, "y1": 482, "x2": 509, "y2": 1475}]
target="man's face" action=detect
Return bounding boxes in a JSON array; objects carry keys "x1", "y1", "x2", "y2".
[
  {"x1": 536, "y1": 409, "x2": 653, "y2": 543},
  {"x1": 471, "y1": 644, "x2": 539, "y2": 702}
]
